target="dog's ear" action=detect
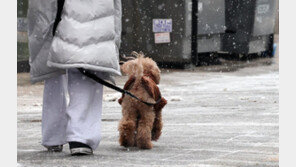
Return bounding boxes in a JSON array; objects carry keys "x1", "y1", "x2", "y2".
[
  {"x1": 141, "y1": 76, "x2": 157, "y2": 99},
  {"x1": 154, "y1": 97, "x2": 167, "y2": 111},
  {"x1": 118, "y1": 76, "x2": 136, "y2": 105}
]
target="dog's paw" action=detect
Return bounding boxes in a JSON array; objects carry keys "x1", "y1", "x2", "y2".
[
  {"x1": 137, "y1": 141, "x2": 153, "y2": 149},
  {"x1": 119, "y1": 137, "x2": 135, "y2": 148},
  {"x1": 151, "y1": 131, "x2": 162, "y2": 141}
]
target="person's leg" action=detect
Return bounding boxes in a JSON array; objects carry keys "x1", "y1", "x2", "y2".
[
  {"x1": 42, "y1": 74, "x2": 67, "y2": 148},
  {"x1": 66, "y1": 69, "x2": 103, "y2": 151}
]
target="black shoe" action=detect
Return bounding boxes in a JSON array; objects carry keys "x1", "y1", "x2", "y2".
[
  {"x1": 69, "y1": 142, "x2": 93, "y2": 156},
  {"x1": 45, "y1": 145, "x2": 63, "y2": 152}
]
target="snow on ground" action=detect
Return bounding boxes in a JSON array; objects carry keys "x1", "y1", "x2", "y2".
[{"x1": 17, "y1": 42, "x2": 279, "y2": 166}]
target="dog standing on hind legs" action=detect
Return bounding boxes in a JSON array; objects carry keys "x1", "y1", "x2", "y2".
[{"x1": 118, "y1": 52, "x2": 167, "y2": 149}]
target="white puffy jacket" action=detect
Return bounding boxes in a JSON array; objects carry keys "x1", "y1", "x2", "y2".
[{"x1": 27, "y1": 0, "x2": 122, "y2": 83}]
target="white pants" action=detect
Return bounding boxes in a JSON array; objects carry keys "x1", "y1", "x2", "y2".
[{"x1": 42, "y1": 69, "x2": 103, "y2": 150}]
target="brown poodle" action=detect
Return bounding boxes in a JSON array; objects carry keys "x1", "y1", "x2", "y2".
[{"x1": 118, "y1": 52, "x2": 167, "y2": 149}]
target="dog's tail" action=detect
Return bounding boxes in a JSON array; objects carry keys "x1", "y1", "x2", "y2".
[
  {"x1": 131, "y1": 51, "x2": 144, "y2": 78},
  {"x1": 135, "y1": 57, "x2": 143, "y2": 78}
]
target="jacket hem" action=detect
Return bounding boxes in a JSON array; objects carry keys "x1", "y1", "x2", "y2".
[
  {"x1": 30, "y1": 70, "x2": 66, "y2": 84},
  {"x1": 47, "y1": 61, "x2": 122, "y2": 76}
]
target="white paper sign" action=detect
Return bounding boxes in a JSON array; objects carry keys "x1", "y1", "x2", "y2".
[
  {"x1": 256, "y1": 4, "x2": 270, "y2": 14},
  {"x1": 153, "y1": 19, "x2": 172, "y2": 32},
  {"x1": 154, "y1": 33, "x2": 171, "y2": 44}
]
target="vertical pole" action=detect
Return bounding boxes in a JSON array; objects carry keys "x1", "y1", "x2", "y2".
[{"x1": 191, "y1": 0, "x2": 198, "y2": 65}]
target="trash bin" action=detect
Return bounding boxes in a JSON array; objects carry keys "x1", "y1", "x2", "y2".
[
  {"x1": 197, "y1": 0, "x2": 226, "y2": 53},
  {"x1": 222, "y1": 0, "x2": 277, "y2": 56},
  {"x1": 120, "y1": 0, "x2": 227, "y2": 66},
  {"x1": 120, "y1": 0, "x2": 193, "y2": 66},
  {"x1": 192, "y1": 0, "x2": 226, "y2": 65}
]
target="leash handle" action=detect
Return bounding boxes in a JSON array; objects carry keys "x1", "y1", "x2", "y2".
[{"x1": 77, "y1": 68, "x2": 162, "y2": 106}]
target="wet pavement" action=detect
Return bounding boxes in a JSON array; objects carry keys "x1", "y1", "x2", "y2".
[{"x1": 17, "y1": 37, "x2": 279, "y2": 167}]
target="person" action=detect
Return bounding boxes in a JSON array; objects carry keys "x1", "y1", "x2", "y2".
[{"x1": 27, "y1": 0, "x2": 122, "y2": 155}]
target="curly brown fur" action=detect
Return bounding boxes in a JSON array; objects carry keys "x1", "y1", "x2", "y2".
[
  {"x1": 152, "y1": 97, "x2": 167, "y2": 141},
  {"x1": 118, "y1": 76, "x2": 135, "y2": 105},
  {"x1": 118, "y1": 52, "x2": 167, "y2": 149}
]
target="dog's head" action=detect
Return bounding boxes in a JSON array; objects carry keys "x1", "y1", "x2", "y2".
[{"x1": 121, "y1": 52, "x2": 161, "y2": 84}]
